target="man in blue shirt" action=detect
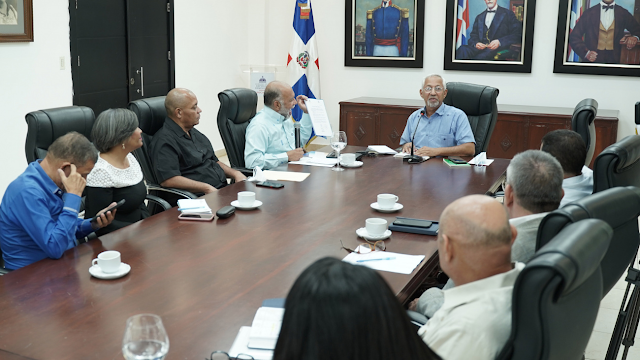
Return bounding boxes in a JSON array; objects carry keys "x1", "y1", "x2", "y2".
[
  {"x1": 244, "y1": 81, "x2": 314, "y2": 170},
  {"x1": 400, "y1": 75, "x2": 475, "y2": 157},
  {"x1": 0, "y1": 132, "x2": 116, "y2": 270}
]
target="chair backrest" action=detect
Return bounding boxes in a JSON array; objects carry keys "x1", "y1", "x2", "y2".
[
  {"x1": 498, "y1": 219, "x2": 612, "y2": 360},
  {"x1": 536, "y1": 186, "x2": 640, "y2": 297},
  {"x1": 25, "y1": 106, "x2": 95, "y2": 163},
  {"x1": 127, "y1": 96, "x2": 167, "y2": 185},
  {"x1": 571, "y1": 98, "x2": 598, "y2": 166},
  {"x1": 593, "y1": 135, "x2": 640, "y2": 193},
  {"x1": 442, "y1": 82, "x2": 499, "y2": 155},
  {"x1": 217, "y1": 88, "x2": 258, "y2": 169}
]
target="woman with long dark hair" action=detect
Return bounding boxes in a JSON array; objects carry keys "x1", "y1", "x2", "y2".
[{"x1": 273, "y1": 257, "x2": 440, "y2": 360}]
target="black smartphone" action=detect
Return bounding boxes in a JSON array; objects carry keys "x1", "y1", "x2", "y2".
[
  {"x1": 257, "y1": 181, "x2": 284, "y2": 189},
  {"x1": 90, "y1": 199, "x2": 125, "y2": 224},
  {"x1": 448, "y1": 158, "x2": 468, "y2": 164},
  {"x1": 392, "y1": 218, "x2": 433, "y2": 228}
]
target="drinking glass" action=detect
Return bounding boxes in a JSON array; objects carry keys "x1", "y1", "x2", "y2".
[
  {"x1": 330, "y1": 131, "x2": 347, "y2": 172},
  {"x1": 122, "y1": 314, "x2": 170, "y2": 360}
]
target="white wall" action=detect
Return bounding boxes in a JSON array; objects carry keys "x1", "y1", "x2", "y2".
[
  {"x1": 1, "y1": 0, "x2": 637, "y2": 197},
  {"x1": 255, "y1": 0, "x2": 638, "y2": 140}
]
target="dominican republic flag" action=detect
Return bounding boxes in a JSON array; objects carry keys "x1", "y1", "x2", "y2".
[
  {"x1": 456, "y1": 0, "x2": 470, "y2": 48},
  {"x1": 287, "y1": 0, "x2": 321, "y2": 143},
  {"x1": 568, "y1": 0, "x2": 584, "y2": 61}
]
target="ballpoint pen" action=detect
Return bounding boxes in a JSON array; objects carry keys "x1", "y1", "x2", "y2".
[{"x1": 356, "y1": 257, "x2": 396, "y2": 263}]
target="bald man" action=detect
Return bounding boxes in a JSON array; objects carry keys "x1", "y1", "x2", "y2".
[
  {"x1": 149, "y1": 88, "x2": 246, "y2": 195},
  {"x1": 417, "y1": 195, "x2": 524, "y2": 360},
  {"x1": 244, "y1": 81, "x2": 314, "y2": 170}
]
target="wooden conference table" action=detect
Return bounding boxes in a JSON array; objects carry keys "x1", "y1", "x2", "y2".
[{"x1": 0, "y1": 149, "x2": 509, "y2": 360}]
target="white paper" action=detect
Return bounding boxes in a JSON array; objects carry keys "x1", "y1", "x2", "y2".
[
  {"x1": 262, "y1": 170, "x2": 311, "y2": 182},
  {"x1": 342, "y1": 250, "x2": 425, "y2": 275},
  {"x1": 247, "y1": 167, "x2": 268, "y2": 182},
  {"x1": 289, "y1": 157, "x2": 338, "y2": 168},
  {"x1": 248, "y1": 307, "x2": 284, "y2": 350},
  {"x1": 367, "y1": 145, "x2": 398, "y2": 155},
  {"x1": 468, "y1": 152, "x2": 494, "y2": 166},
  {"x1": 229, "y1": 326, "x2": 273, "y2": 360},
  {"x1": 304, "y1": 99, "x2": 333, "y2": 137},
  {"x1": 176, "y1": 199, "x2": 211, "y2": 214}
]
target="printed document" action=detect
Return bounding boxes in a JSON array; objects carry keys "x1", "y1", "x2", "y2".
[{"x1": 304, "y1": 99, "x2": 333, "y2": 137}]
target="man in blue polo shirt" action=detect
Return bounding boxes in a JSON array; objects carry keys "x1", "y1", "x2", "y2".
[
  {"x1": 0, "y1": 132, "x2": 116, "y2": 270},
  {"x1": 400, "y1": 75, "x2": 475, "y2": 157}
]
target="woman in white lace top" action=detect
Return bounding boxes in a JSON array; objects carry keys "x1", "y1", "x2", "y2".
[{"x1": 85, "y1": 109, "x2": 149, "y2": 236}]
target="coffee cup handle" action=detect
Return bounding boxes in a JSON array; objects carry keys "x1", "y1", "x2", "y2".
[
  {"x1": 394, "y1": 195, "x2": 399, "y2": 201},
  {"x1": 92, "y1": 259, "x2": 98, "y2": 267}
]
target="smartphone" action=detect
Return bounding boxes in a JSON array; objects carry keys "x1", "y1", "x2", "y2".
[
  {"x1": 448, "y1": 158, "x2": 468, "y2": 165},
  {"x1": 392, "y1": 218, "x2": 433, "y2": 228},
  {"x1": 257, "y1": 181, "x2": 284, "y2": 189},
  {"x1": 90, "y1": 199, "x2": 125, "y2": 224},
  {"x1": 178, "y1": 213, "x2": 215, "y2": 221}
]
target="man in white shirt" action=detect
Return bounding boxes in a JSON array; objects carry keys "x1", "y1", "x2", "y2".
[
  {"x1": 418, "y1": 195, "x2": 524, "y2": 360},
  {"x1": 541, "y1": 129, "x2": 593, "y2": 207}
]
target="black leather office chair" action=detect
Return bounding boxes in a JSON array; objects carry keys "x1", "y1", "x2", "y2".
[
  {"x1": 25, "y1": 106, "x2": 95, "y2": 163},
  {"x1": 443, "y1": 82, "x2": 499, "y2": 155},
  {"x1": 127, "y1": 96, "x2": 197, "y2": 210},
  {"x1": 217, "y1": 88, "x2": 258, "y2": 173},
  {"x1": 536, "y1": 186, "x2": 640, "y2": 297},
  {"x1": 593, "y1": 135, "x2": 640, "y2": 193},
  {"x1": 497, "y1": 219, "x2": 612, "y2": 360},
  {"x1": 571, "y1": 98, "x2": 598, "y2": 166}
]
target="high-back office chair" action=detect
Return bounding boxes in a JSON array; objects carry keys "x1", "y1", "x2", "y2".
[
  {"x1": 536, "y1": 186, "x2": 640, "y2": 297},
  {"x1": 592, "y1": 135, "x2": 640, "y2": 193},
  {"x1": 497, "y1": 219, "x2": 612, "y2": 360},
  {"x1": 217, "y1": 88, "x2": 258, "y2": 172},
  {"x1": 127, "y1": 96, "x2": 197, "y2": 210},
  {"x1": 442, "y1": 82, "x2": 499, "y2": 155},
  {"x1": 25, "y1": 106, "x2": 95, "y2": 163},
  {"x1": 571, "y1": 98, "x2": 598, "y2": 166}
]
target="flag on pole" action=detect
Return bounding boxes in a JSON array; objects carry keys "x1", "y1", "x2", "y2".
[
  {"x1": 568, "y1": 0, "x2": 584, "y2": 61},
  {"x1": 456, "y1": 0, "x2": 470, "y2": 48},
  {"x1": 287, "y1": 0, "x2": 321, "y2": 144}
]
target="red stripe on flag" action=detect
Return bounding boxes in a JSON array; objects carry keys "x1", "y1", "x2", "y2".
[
  {"x1": 315, "y1": 58, "x2": 319, "y2": 69},
  {"x1": 287, "y1": 54, "x2": 293, "y2": 66}
]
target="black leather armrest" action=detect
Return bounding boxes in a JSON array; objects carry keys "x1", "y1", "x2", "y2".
[
  {"x1": 146, "y1": 184, "x2": 198, "y2": 199},
  {"x1": 233, "y1": 167, "x2": 254, "y2": 176},
  {"x1": 145, "y1": 194, "x2": 171, "y2": 211}
]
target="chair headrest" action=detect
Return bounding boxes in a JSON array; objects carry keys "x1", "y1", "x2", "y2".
[
  {"x1": 531, "y1": 219, "x2": 611, "y2": 295},
  {"x1": 598, "y1": 135, "x2": 640, "y2": 171},
  {"x1": 25, "y1": 106, "x2": 95, "y2": 147},
  {"x1": 443, "y1": 82, "x2": 499, "y2": 116},
  {"x1": 127, "y1": 96, "x2": 167, "y2": 136},
  {"x1": 572, "y1": 98, "x2": 598, "y2": 121},
  {"x1": 218, "y1": 88, "x2": 258, "y2": 125},
  {"x1": 562, "y1": 186, "x2": 640, "y2": 226}
]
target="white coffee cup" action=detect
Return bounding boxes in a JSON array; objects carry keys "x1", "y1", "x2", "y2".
[
  {"x1": 238, "y1": 191, "x2": 256, "y2": 207},
  {"x1": 377, "y1": 194, "x2": 399, "y2": 209},
  {"x1": 91, "y1": 250, "x2": 121, "y2": 274},
  {"x1": 341, "y1": 153, "x2": 356, "y2": 165},
  {"x1": 365, "y1": 218, "x2": 388, "y2": 236}
]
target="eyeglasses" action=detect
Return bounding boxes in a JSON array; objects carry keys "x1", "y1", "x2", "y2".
[
  {"x1": 340, "y1": 240, "x2": 386, "y2": 254},
  {"x1": 207, "y1": 351, "x2": 254, "y2": 360},
  {"x1": 424, "y1": 86, "x2": 444, "y2": 93}
]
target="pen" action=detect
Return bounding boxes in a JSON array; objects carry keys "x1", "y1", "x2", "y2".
[{"x1": 356, "y1": 257, "x2": 396, "y2": 263}]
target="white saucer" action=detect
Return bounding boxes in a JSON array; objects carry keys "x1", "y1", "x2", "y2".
[
  {"x1": 370, "y1": 202, "x2": 403, "y2": 213},
  {"x1": 230, "y1": 200, "x2": 263, "y2": 210},
  {"x1": 89, "y1": 263, "x2": 131, "y2": 280},
  {"x1": 340, "y1": 161, "x2": 363, "y2": 168},
  {"x1": 356, "y1": 227, "x2": 392, "y2": 241}
]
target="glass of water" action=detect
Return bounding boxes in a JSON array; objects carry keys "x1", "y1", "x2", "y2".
[
  {"x1": 330, "y1": 131, "x2": 347, "y2": 172},
  {"x1": 122, "y1": 314, "x2": 169, "y2": 360}
]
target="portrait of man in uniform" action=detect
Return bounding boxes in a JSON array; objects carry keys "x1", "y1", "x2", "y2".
[
  {"x1": 352, "y1": 0, "x2": 417, "y2": 58},
  {"x1": 455, "y1": 0, "x2": 524, "y2": 61},
  {"x1": 0, "y1": 0, "x2": 18, "y2": 25},
  {"x1": 567, "y1": 0, "x2": 640, "y2": 64}
]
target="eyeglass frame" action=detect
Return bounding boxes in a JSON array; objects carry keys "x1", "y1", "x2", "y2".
[
  {"x1": 340, "y1": 239, "x2": 386, "y2": 254},
  {"x1": 206, "y1": 351, "x2": 255, "y2": 360},
  {"x1": 423, "y1": 86, "x2": 445, "y2": 93}
]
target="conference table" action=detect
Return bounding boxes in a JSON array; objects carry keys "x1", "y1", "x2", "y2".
[{"x1": 0, "y1": 148, "x2": 509, "y2": 360}]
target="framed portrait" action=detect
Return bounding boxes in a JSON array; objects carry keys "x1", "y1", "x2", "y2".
[
  {"x1": 553, "y1": 0, "x2": 640, "y2": 77},
  {"x1": 444, "y1": 0, "x2": 537, "y2": 73},
  {"x1": 0, "y1": 0, "x2": 33, "y2": 42},
  {"x1": 344, "y1": 0, "x2": 425, "y2": 68}
]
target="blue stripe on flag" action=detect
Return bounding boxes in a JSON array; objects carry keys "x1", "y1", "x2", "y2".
[
  {"x1": 293, "y1": 0, "x2": 315, "y2": 44},
  {"x1": 291, "y1": 74, "x2": 318, "y2": 143}
]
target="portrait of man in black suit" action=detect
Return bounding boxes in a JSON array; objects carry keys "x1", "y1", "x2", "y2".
[
  {"x1": 568, "y1": 0, "x2": 640, "y2": 64},
  {"x1": 456, "y1": 0, "x2": 523, "y2": 60}
]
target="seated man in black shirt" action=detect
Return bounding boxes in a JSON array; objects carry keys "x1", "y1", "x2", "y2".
[{"x1": 150, "y1": 88, "x2": 246, "y2": 194}]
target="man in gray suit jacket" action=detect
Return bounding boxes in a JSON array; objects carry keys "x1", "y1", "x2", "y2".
[{"x1": 456, "y1": 0, "x2": 523, "y2": 60}]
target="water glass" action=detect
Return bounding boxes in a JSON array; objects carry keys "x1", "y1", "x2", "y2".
[{"x1": 122, "y1": 314, "x2": 169, "y2": 360}]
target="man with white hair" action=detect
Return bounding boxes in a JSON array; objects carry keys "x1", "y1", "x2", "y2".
[{"x1": 400, "y1": 74, "x2": 475, "y2": 157}]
